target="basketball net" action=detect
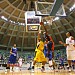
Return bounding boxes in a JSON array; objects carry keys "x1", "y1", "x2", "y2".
[{"x1": 44, "y1": 16, "x2": 53, "y2": 25}]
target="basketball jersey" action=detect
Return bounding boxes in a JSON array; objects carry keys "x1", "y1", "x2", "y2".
[
  {"x1": 36, "y1": 41, "x2": 44, "y2": 51},
  {"x1": 66, "y1": 36, "x2": 75, "y2": 50},
  {"x1": 44, "y1": 43, "x2": 48, "y2": 52},
  {"x1": 44, "y1": 34, "x2": 54, "y2": 51},
  {"x1": 18, "y1": 58, "x2": 22, "y2": 62},
  {"x1": 12, "y1": 47, "x2": 18, "y2": 56},
  {"x1": 47, "y1": 41, "x2": 53, "y2": 50}
]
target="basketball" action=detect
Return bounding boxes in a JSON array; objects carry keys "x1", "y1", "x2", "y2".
[{"x1": 40, "y1": 22, "x2": 44, "y2": 25}]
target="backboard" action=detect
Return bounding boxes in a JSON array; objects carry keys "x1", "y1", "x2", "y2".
[
  {"x1": 25, "y1": 11, "x2": 41, "y2": 32},
  {"x1": 35, "y1": 0, "x2": 66, "y2": 17}
]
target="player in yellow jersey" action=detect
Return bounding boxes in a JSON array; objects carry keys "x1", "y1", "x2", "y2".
[{"x1": 31, "y1": 32, "x2": 47, "y2": 72}]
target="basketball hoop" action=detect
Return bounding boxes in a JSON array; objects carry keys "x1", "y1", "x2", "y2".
[
  {"x1": 47, "y1": 18, "x2": 53, "y2": 25},
  {"x1": 45, "y1": 17, "x2": 53, "y2": 25},
  {"x1": 35, "y1": 1, "x2": 66, "y2": 17}
]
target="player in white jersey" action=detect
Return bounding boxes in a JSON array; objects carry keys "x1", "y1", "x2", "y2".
[
  {"x1": 18, "y1": 57, "x2": 22, "y2": 70},
  {"x1": 59, "y1": 32, "x2": 75, "y2": 71}
]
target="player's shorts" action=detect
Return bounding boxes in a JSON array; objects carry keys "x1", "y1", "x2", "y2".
[
  {"x1": 19, "y1": 62, "x2": 22, "y2": 67},
  {"x1": 48, "y1": 51, "x2": 52, "y2": 60},
  {"x1": 44, "y1": 51, "x2": 52, "y2": 60},
  {"x1": 34, "y1": 50, "x2": 47, "y2": 62},
  {"x1": 44, "y1": 50, "x2": 48, "y2": 57},
  {"x1": 8, "y1": 54, "x2": 17, "y2": 64},
  {"x1": 66, "y1": 50, "x2": 75, "y2": 60}
]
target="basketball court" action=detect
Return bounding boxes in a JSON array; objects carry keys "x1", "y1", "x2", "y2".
[
  {"x1": 0, "y1": 64, "x2": 75, "y2": 75},
  {"x1": 0, "y1": 68, "x2": 75, "y2": 75},
  {"x1": 0, "y1": 61, "x2": 75, "y2": 75},
  {"x1": 0, "y1": 0, "x2": 75, "y2": 75},
  {"x1": 0, "y1": 71, "x2": 75, "y2": 75}
]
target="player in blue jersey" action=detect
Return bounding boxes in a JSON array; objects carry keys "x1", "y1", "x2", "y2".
[
  {"x1": 58, "y1": 56, "x2": 65, "y2": 70},
  {"x1": 44, "y1": 37, "x2": 54, "y2": 70},
  {"x1": 8, "y1": 44, "x2": 18, "y2": 72},
  {"x1": 44, "y1": 38, "x2": 48, "y2": 57}
]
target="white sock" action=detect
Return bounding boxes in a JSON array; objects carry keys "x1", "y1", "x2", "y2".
[
  {"x1": 10, "y1": 67, "x2": 13, "y2": 71},
  {"x1": 49, "y1": 60, "x2": 53, "y2": 66}
]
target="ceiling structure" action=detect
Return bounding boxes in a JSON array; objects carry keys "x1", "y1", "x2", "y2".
[{"x1": 0, "y1": 0, "x2": 75, "y2": 51}]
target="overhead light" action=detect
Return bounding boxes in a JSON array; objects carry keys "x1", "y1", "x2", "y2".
[
  {"x1": 10, "y1": 20, "x2": 13, "y2": 23},
  {"x1": 20, "y1": 23, "x2": 23, "y2": 25},
  {"x1": 1, "y1": 15, "x2": 25, "y2": 26},
  {"x1": 1, "y1": 16, "x2": 4, "y2": 19},
  {"x1": 47, "y1": 21, "x2": 49, "y2": 23},
  {"x1": 44, "y1": 22, "x2": 47, "y2": 24},
  {"x1": 22, "y1": 23, "x2": 25, "y2": 25},
  {"x1": 53, "y1": 17, "x2": 59, "y2": 21},
  {"x1": 13, "y1": 21, "x2": 15, "y2": 23},
  {"x1": 1, "y1": 16, "x2": 8, "y2": 21},
  {"x1": 69, "y1": 4, "x2": 75, "y2": 11}
]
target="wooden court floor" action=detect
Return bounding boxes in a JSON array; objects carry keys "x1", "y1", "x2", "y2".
[{"x1": 0, "y1": 70, "x2": 75, "y2": 75}]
